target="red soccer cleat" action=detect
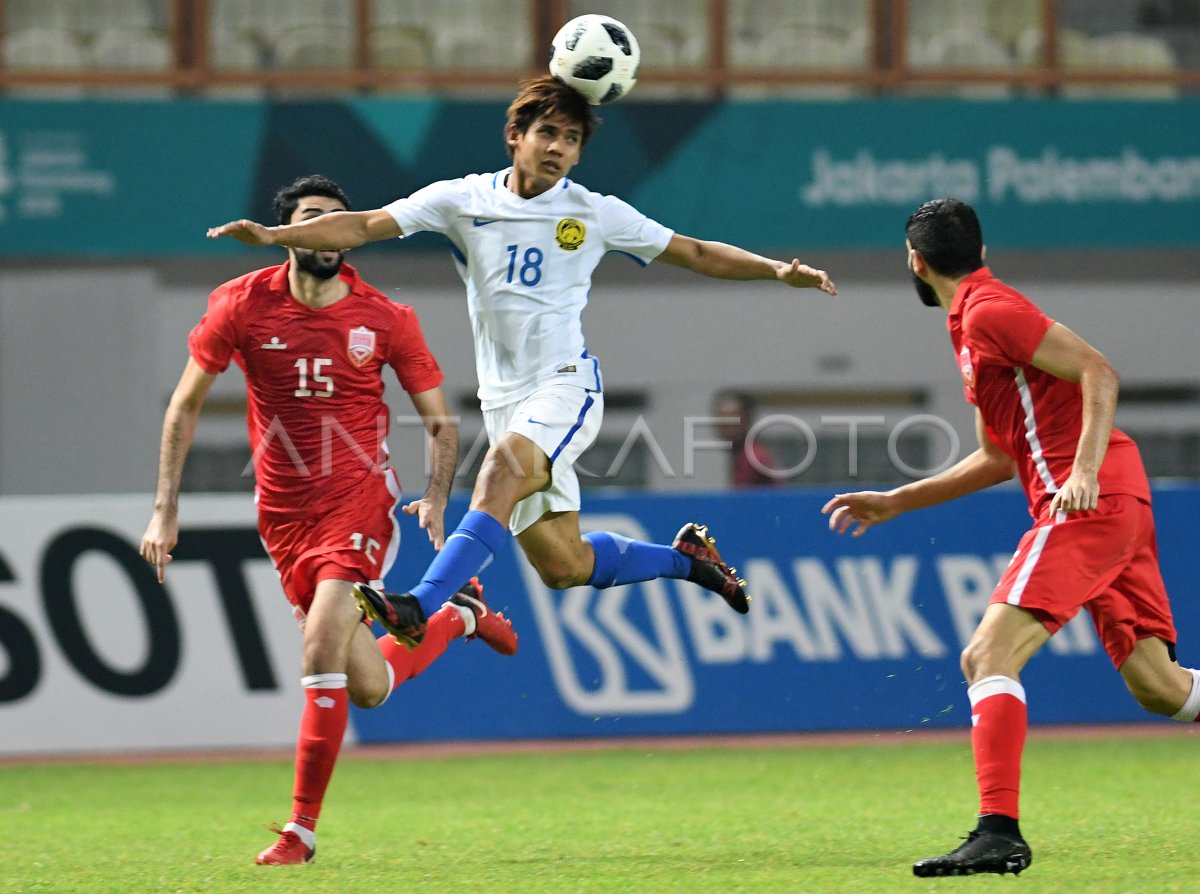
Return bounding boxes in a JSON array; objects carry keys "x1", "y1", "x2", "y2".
[
  {"x1": 255, "y1": 823, "x2": 315, "y2": 865},
  {"x1": 449, "y1": 577, "x2": 518, "y2": 656}
]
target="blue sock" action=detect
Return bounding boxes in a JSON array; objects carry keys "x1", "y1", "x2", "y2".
[
  {"x1": 409, "y1": 510, "x2": 509, "y2": 616},
  {"x1": 584, "y1": 531, "x2": 690, "y2": 588}
]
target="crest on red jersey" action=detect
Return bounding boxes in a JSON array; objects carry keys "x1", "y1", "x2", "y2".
[
  {"x1": 347, "y1": 326, "x2": 376, "y2": 367},
  {"x1": 958, "y1": 344, "x2": 976, "y2": 389}
]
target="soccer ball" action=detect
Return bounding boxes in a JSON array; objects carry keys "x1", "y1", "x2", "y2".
[{"x1": 549, "y1": 14, "x2": 640, "y2": 105}]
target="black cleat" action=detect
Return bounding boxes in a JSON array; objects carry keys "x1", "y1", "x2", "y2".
[
  {"x1": 352, "y1": 583, "x2": 427, "y2": 648},
  {"x1": 912, "y1": 830, "x2": 1032, "y2": 877},
  {"x1": 672, "y1": 522, "x2": 751, "y2": 614}
]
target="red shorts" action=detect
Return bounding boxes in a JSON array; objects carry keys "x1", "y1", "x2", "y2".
[
  {"x1": 991, "y1": 493, "x2": 1176, "y2": 668},
  {"x1": 258, "y1": 470, "x2": 401, "y2": 624}
]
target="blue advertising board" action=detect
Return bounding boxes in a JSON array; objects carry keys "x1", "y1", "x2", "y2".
[{"x1": 349, "y1": 484, "x2": 1200, "y2": 743}]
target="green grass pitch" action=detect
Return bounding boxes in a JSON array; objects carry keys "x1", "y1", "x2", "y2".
[{"x1": 2, "y1": 731, "x2": 1196, "y2": 893}]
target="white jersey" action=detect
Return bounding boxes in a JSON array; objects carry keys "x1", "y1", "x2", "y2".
[{"x1": 383, "y1": 169, "x2": 673, "y2": 409}]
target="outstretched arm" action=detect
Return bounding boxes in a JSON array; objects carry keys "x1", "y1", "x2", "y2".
[
  {"x1": 658, "y1": 234, "x2": 837, "y2": 295},
  {"x1": 402, "y1": 386, "x2": 459, "y2": 550},
  {"x1": 823, "y1": 409, "x2": 1014, "y2": 536},
  {"x1": 140, "y1": 358, "x2": 217, "y2": 581},
  {"x1": 206, "y1": 208, "x2": 402, "y2": 250}
]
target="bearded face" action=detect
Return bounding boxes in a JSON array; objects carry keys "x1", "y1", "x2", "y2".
[
  {"x1": 907, "y1": 242, "x2": 941, "y2": 308},
  {"x1": 911, "y1": 271, "x2": 940, "y2": 307},
  {"x1": 293, "y1": 248, "x2": 344, "y2": 281}
]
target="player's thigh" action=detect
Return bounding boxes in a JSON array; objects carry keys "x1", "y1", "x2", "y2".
[
  {"x1": 1118, "y1": 636, "x2": 1192, "y2": 714},
  {"x1": 962, "y1": 602, "x2": 1053, "y2": 682},
  {"x1": 472, "y1": 431, "x2": 553, "y2": 511},
  {"x1": 516, "y1": 510, "x2": 593, "y2": 588}
]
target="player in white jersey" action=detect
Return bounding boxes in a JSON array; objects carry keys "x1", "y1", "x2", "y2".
[
  {"x1": 383, "y1": 168, "x2": 671, "y2": 412},
  {"x1": 208, "y1": 76, "x2": 837, "y2": 645}
]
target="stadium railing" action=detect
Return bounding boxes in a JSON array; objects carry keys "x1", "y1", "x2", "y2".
[{"x1": 0, "y1": 0, "x2": 1196, "y2": 94}]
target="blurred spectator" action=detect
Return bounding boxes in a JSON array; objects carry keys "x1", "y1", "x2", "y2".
[{"x1": 713, "y1": 389, "x2": 784, "y2": 488}]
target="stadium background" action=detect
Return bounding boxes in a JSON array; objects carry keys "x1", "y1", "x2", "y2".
[{"x1": 0, "y1": 0, "x2": 1197, "y2": 755}]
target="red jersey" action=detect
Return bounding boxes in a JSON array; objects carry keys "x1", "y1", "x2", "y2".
[
  {"x1": 732, "y1": 440, "x2": 784, "y2": 488},
  {"x1": 948, "y1": 267, "x2": 1149, "y2": 516},
  {"x1": 189, "y1": 262, "x2": 443, "y2": 518}
]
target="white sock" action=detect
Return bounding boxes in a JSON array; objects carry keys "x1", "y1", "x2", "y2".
[
  {"x1": 1170, "y1": 667, "x2": 1200, "y2": 722},
  {"x1": 300, "y1": 672, "x2": 347, "y2": 690},
  {"x1": 283, "y1": 821, "x2": 316, "y2": 850},
  {"x1": 446, "y1": 601, "x2": 476, "y2": 636}
]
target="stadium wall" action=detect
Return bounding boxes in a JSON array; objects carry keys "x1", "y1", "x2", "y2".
[
  {"x1": 0, "y1": 262, "x2": 1196, "y2": 497},
  {"x1": 1, "y1": 487, "x2": 1197, "y2": 756}
]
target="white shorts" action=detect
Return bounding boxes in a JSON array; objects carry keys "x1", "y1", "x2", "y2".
[{"x1": 483, "y1": 383, "x2": 603, "y2": 534}]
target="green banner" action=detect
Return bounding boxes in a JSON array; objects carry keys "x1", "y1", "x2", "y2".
[
  {"x1": 0, "y1": 97, "x2": 1197, "y2": 256},
  {"x1": 0, "y1": 101, "x2": 267, "y2": 255},
  {"x1": 632, "y1": 99, "x2": 1200, "y2": 250}
]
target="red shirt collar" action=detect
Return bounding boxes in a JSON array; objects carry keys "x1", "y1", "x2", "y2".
[
  {"x1": 948, "y1": 266, "x2": 993, "y2": 318},
  {"x1": 267, "y1": 260, "x2": 363, "y2": 296}
]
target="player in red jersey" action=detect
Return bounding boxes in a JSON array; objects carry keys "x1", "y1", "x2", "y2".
[
  {"x1": 712, "y1": 390, "x2": 785, "y2": 488},
  {"x1": 140, "y1": 176, "x2": 517, "y2": 866},
  {"x1": 823, "y1": 199, "x2": 1199, "y2": 878}
]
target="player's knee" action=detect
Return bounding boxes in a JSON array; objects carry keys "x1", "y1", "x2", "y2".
[
  {"x1": 536, "y1": 566, "x2": 589, "y2": 590},
  {"x1": 960, "y1": 638, "x2": 1005, "y2": 683},
  {"x1": 349, "y1": 683, "x2": 387, "y2": 710},
  {"x1": 479, "y1": 449, "x2": 547, "y2": 489},
  {"x1": 477, "y1": 449, "x2": 550, "y2": 504},
  {"x1": 955, "y1": 633, "x2": 1012, "y2": 681},
  {"x1": 300, "y1": 639, "x2": 344, "y2": 677},
  {"x1": 534, "y1": 558, "x2": 590, "y2": 590},
  {"x1": 960, "y1": 642, "x2": 981, "y2": 681}
]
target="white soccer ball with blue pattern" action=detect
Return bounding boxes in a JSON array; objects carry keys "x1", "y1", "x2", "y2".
[{"x1": 549, "y1": 14, "x2": 640, "y2": 105}]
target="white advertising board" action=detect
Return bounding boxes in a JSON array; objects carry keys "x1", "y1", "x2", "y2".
[{"x1": 0, "y1": 495, "x2": 312, "y2": 755}]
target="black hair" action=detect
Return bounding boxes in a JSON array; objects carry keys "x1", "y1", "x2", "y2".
[
  {"x1": 272, "y1": 175, "x2": 351, "y2": 226},
  {"x1": 505, "y1": 75, "x2": 599, "y2": 157},
  {"x1": 905, "y1": 198, "x2": 984, "y2": 278}
]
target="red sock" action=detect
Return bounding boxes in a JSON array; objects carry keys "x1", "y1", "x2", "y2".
[
  {"x1": 376, "y1": 604, "x2": 465, "y2": 691},
  {"x1": 968, "y1": 675, "x2": 1027, "y2": 819},
  {"x1": 289, "y1": 672, "x2": 349, "y2": 833}
]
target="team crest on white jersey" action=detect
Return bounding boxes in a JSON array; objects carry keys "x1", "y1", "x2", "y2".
[
  {"x1": 347, "y1": 326, "x2": 376, "y2": 367},
  {"x1": 555, "y1": 218, "x2": 585, "y2": 251}
]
